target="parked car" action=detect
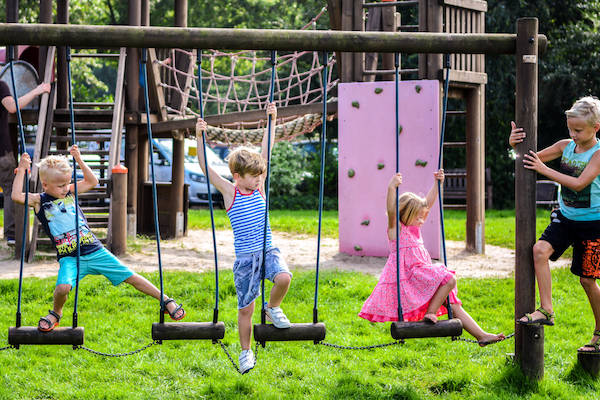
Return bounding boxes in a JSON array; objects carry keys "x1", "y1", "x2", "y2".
[{"x1": 152, "y1": 139, "x2": 232, "y2": 206}]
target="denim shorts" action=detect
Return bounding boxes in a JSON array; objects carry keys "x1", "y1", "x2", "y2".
[
  {"x1": 56, "y1": 247, "x2": 134, "y2": 288},
  {"x1": 233, "y1": 247, "x2": 292, "y2": 309}
]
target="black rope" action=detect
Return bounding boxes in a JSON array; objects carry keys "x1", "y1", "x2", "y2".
[
  {"x1": 313, "y1": 50, "x2": 328, "y2": 324},
  {"x1": 9, "y1": 46, "x2": 27, "y2": 329},
  {"x1": 140, "y1": 48, "x2": 166, "y2": 325},
  {"x1": 196, "y1": 49, "x2": 220, "y2": 324},
  {"x1": 438, "y1": 54, "x2": 453, "y2": 320},
  {"x1": 260, "y1": 50, "x2": 277, "y2": 326},
  {"x1": 66, "y1": 46, "x2": 82, "y2": 328}
]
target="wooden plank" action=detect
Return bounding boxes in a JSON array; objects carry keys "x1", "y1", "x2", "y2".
[
  {"x1": 448, "y1": 70, "x2": 487, "y2": 85},
  {"x1": 147, "y1": 102, "x2": 338, "y2": 134},
  {"x1": 352, "y1": 0, "x2": 364, "y2": 82},
  {"x1": 363, "y1": 6, "x2": 381, "y2": 83},
  {"x1": 391, "y1": 319, "x2": 463, "y2": 339},
  {"x1": 340, "y1": 0, "x2": 353, "y2": 82},
  {"x1": 109, "y1": 48, "x2": 127, "y2": 169},
  {"x1": 381, "y1": 2, "x2": 396, "y2": 81},
  {"x1": 466, "y1": 10, "x2": 471, "y2": 71},
  {"x1": 146, "y1": 48, "x2": 168, "y2": 121},
  {"x1": 443, "y1": 0, "x2": 487, "y2": 12},
  {"x1": 417, "y1": 0, "x2": 428, "y2": 79}
]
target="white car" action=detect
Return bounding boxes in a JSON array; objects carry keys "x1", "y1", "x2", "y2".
[{"x1": 152, "y1": 139, "x2": 232, "y2": 206}]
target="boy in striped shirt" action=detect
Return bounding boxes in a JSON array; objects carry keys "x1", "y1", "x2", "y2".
[{"x1": 196, "y1": 103, "x2": 292, "y2": 374}]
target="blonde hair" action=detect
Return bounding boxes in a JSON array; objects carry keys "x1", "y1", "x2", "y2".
[
  {"x1": 565, "y1": 96, "x2": 600, "y2": 126},
  {"x1": 38, "y1": 155, "x2": 72, "y2": 183},
  {"x1": 227, "y1": 147, "x2": 266, "y2": 177},
  {"x1": 398, "y1": 192, "x2": 428, "y2": 226}
]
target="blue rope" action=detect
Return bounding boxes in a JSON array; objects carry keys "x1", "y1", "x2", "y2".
[
  {"x1": 394, "y1": 53, "x2": 404, "y2": 322},
  {"x1": 438, "y1": 54, "x2": 452, "y2": 319},
  {"x1": 9, "y1": 46, "x2": 28, "y2": 328},
  {"x1": 140, "y1": 48, "x2": 165, "y2": 324},
  {"x1": 313, "y1": 51, "x2": 328, "y2": 324},
  {"x1": 260, "y1": 50, "x2": 276, "y2": 325},
  {"x1": 196, "y1": 49, "x2": 220, "y2": 324},
  {"x1": 66, "y1": 46, "x2": 82, "y2": 328}
]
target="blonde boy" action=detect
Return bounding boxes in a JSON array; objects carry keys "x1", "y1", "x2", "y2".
[
  {"x1": 13, "y1": 146, "x2": 185, "y2": 332},
  {"x1": 196, "y1": 103, "x2": 292, "y2": 374}
]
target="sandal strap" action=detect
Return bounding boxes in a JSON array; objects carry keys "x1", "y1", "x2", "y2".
[
  {"x1": 163, "y1": 298, "x2": 175, "y2": 308},
  {"x1": 536, "y1": 307, "x2": 554, "y2": 320},
  {"x1": 584, "y1": 342, "x2": 600, "y2": 350},
  {"x1": 48, "y1": 310, "x2": 61, "y2": 322},
  {"x1": 170, "y1": 303, "x2": 183, "y2": 317},
  {"x1": 593, "y1": 329, "x2": 600, "y2": 337},
  {"x1": 523, "y1": 313, "x2": 533, "y2": 322}
]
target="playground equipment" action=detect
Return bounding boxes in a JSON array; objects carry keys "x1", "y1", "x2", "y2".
[{"x1": 3, "y1": 0, "x2": 589, "y2": 383}]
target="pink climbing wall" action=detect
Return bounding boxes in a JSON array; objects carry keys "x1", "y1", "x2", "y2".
[{"x1": 338, "y1": 80, "x2": 441, "y2": 259}]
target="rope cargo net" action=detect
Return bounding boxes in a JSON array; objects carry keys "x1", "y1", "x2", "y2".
[{"x1": 153, "y1": 8, "x2": 338, "y2": 145}]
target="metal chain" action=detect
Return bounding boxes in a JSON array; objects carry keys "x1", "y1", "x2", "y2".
[
  {"x1": 75, "y1": 341, "x2": 159, "y2": 357},
  {"x1": 217, "y1": 340, "x2": 241, "y2": 373},
  {"x1": 452, "y1": 332, "x2": 515, "y2": 345},
  {"x1": 319, "y1": 340, "x2": 404, "y2": 350},
  {"x1": 0, "y1": 345, "x2": 15, "y2": 352}
]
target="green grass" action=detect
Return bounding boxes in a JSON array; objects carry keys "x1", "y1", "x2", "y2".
[
  {"x1": 0, "y1": 269, "x2": 598, "y2": 399},
  {"x1": 188, "y1": 209, "x2": 339, "y2": 238}
]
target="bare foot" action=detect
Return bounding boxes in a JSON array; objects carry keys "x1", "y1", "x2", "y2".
[
  {"x1": 423, "y1": 313, "x2": 438, "y2": 324},
  {"x1": 478, "y1": 333, "x2": 506, "y2": 347}
]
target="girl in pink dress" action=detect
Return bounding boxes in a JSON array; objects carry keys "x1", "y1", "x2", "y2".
[{"x1": 359, "y1": 170, "x2": 505, "y2": 346}]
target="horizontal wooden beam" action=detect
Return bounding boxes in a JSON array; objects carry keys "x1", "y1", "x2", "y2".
[
  {"x1": 0, "y1": 23, "x2": 547, "y2": 55},
  {"x1": 144, "y1": 102, "x2": 338, "y2": 134},
  {"x1": 443, "y1": 0, "x2": 488, "y2": 13}
]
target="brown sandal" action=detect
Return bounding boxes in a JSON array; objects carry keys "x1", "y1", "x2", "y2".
[{"x1": 38, "y1": 310, "x2": 61, "y2": 332}]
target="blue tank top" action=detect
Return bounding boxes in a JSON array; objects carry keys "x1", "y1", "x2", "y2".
[
  {"x1": 226, "y1": 188, "x2": 272, "y2": 255},
  {"x1": 558, "y1": 139, "x2": 600, "y2": 221},
  {"x1": 35, "y1": 192, "x2": 103, "y2": 259}
]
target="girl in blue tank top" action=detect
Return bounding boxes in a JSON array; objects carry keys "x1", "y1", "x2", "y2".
[{"x1": 509, "y1": 96, "x2": 600, "y2": 354}]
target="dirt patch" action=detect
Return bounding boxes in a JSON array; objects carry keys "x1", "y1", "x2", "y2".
[{"x1": 0, "y1": 230, "x2": 570, "y2": 280}]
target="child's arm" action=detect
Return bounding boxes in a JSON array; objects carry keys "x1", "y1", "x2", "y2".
[
  {"x1": 195, "y1": 118, "x2": 235, "y2": 203},
  {"x1": 425, "y1": 169, "x2": 444, "y2": 209},
  {"x1": 260, "y1": 102, "x2": 277, "y2": 162},
  {"x1": 524, "y1": 149, "x2": 600, "y2": 192},
  {"x1": 509, "y1": 121, "x2": 569, "y2": 162},
  {"x1": 11, "y1": 153, "x2": 40, "y2": 211},
  {"x1": 386, "y1": 173, "x2": 403, "y2": 230},
  {"x1": 69, "y1": 145, "x2": 99, "y2": 194}
]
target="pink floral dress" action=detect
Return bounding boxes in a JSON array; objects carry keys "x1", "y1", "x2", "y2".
[{"x1": 358, "y1": 224, "x2": 461, "y2": 322}]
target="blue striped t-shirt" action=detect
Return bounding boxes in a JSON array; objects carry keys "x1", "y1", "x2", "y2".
[{"x1": 226, "y1": 188, "x2": 273, "y2": 255}]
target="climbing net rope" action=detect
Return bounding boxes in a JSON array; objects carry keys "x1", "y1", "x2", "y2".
[{"x1": 153, "y1": 8, "x2": 337, "y2": 145}]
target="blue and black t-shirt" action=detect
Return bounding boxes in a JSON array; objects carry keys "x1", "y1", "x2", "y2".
[{"x1": 35, "y1": 192, "x2": 103, "y2": 259}]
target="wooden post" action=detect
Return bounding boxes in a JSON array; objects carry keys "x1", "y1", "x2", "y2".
[
  {"x1": 340, "y1": 0, "x2": 354, "y2": 82},
  {"x1": 136, "y1": 0, "x2": 150, "y2": 236},
  {"x1": 6, "y1": 0, "x2": 18, "y2": 23},
  {"x1": 466, "y1": 86, "x2": 485, "y2": 253},
  {"x1": 363, "y1": 6, "x2": 381, "y2": 83},
  {"x1": 126, "y1": 0, "x2": 141, "y2": 237},
  {"x1": 326, "y1": 0, "x2": 343, "y2": 82},
  {"x1": 352, "y1": 0, "x2": 364, "y2": 83},
  {"x1": 514, "y1": 17, "x2": 542, "y2": 381},
  {"x1": 168, "y1": 0, "x2": 187, "y2": 238},
  {"x1": 56, "y1": 1, "x2": 69, "y2": 153},
  {"x1": 110, "y1": 165, "x2": 128, "y2": 255},
  {"x1": 38, "y1": 0, "x2": 53, "y2": 79},
  {"x1": 578, "y1": 352, "x2": 600, "y2": 378},
  {"x1": 380, "y1": 1, "x2": 396, "y2": 81}
]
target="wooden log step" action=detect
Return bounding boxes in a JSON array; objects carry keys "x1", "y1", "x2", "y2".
[
  {"x1": 152, "y1": 322, "x2": 226, "y2": 341},
  {"x1": 53, "y1": 122, "x2": 113, "y2": 130},
  {"x1": 390, "y1": 319, "x2": 463, "y2": 340},
  {"x1": 8, "y1": 326, "x2": 84, "y2": 346},
  {"x1": 51, "y1": 135, "x2": 113, "y2": 142},
  {"x1": 253, "y1": 323, "x2": 326, "y2": 344},
  {"x1": 578, "y1": 351, "x2": 600, "y2": 378}
]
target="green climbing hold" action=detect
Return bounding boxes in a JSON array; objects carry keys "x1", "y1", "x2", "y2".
[
  {"x1": 374, "y1": 87, "x2": 383, "y2": 94},
  {"x1": 354, "y1": 245, "x2": 363, "y2": 251},
  {"x1": 361, "y1": 220, "x2": 370, "y2": 226},
  {"x1": 348, "y1": 169, "x2": 356, "y2": 178},
  {"x1": 377, "y1": 163, "x2": 385, "y2": 170},
  {"x1": 415, "y1": 159, "x2": 428, "y2": 167},
  {"x1": 352, "y1": 101, "x2": 360, "y2": 109},
  {"x1": 398, "y1": 125, "x2": 403, "y2": 135},
  {"x1": 415, "y1": 85, "x2": 422, "y2": 93}
]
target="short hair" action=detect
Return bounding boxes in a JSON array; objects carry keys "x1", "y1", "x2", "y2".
[
  {"x1": 227, "y1": 147, "x2": 266, "y2": 177},
  {"x1": 565, "y1": 96, "x2": 600, "y2": 126},
  {"x1": 38, "y1": 155, "x2": 72, "y2": 182},
  {"x1": 397, "y1": 192, "x2": 428, "y2": 226}
]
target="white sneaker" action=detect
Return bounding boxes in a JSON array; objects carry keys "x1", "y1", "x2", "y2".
[
  {"x1": 265, "y1": 306, "x2": 292, "y2": 328},
  {"x1": 239, "y1": 349, "x2": 255, "y2": 374}
]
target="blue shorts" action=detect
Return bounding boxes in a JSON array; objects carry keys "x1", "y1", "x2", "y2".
[
  {"x1": 56, "y1": 247, "x2": 134, "y2": 288},
  {"x1": 233, "y1": 247, "x2": 292, "y2": 309}
]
